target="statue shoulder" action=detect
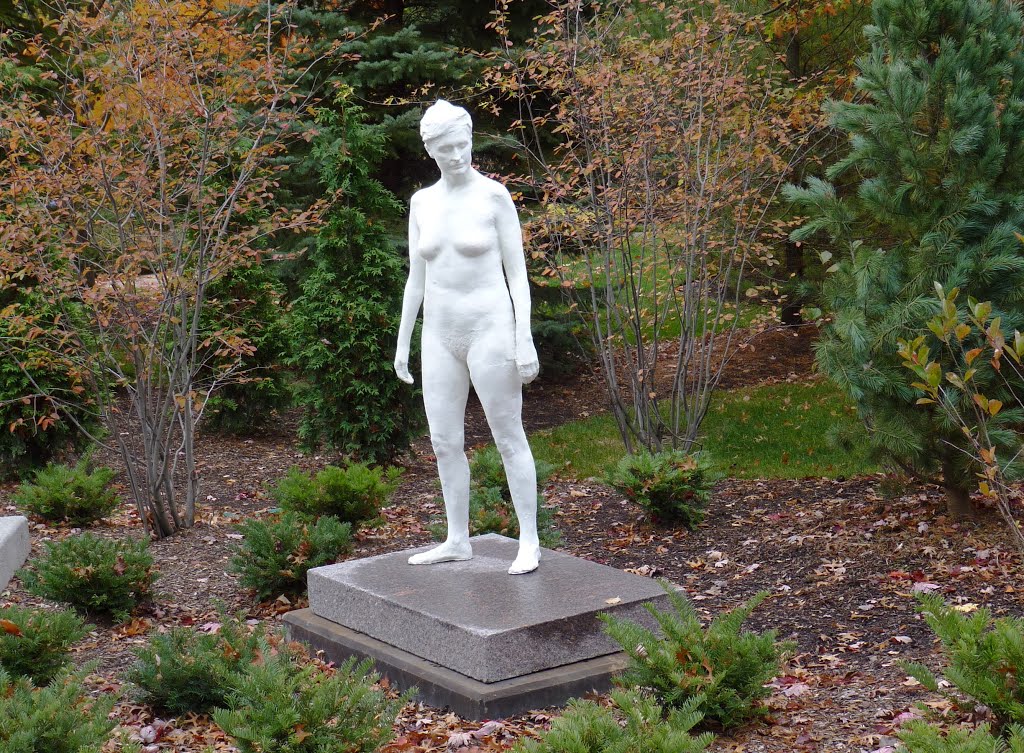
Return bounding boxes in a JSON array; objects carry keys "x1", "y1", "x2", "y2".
[
  {"x1": 410, "y1": 182, "x2": 442, "y2": 210},
  {"x1": 480, "y1": 176, "x2": 515, "y2": 208}
]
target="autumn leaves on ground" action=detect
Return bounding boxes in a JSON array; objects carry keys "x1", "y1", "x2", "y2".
[{"x1": 2, "y1": 328, "x2": 1022, "y2": 753}]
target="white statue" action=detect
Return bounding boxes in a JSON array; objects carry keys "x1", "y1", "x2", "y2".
[{"x1": 394, "y1": 100, "x2": 541, "y2": 575}]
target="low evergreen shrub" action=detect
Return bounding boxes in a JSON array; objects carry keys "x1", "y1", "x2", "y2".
[
  {"x1": 513, "y1": 689, "x2": 713, "y2": 753},
  {"x1": 0, "y1": 667, "x2": 120, "y2": 753},
  {"x1": 903, "y1": 593, "x2": 1024, "y2": 727},
  {"x1": 429, "y1": 485, "x2": 563, "y2": 549},
  {"x1": 213, "y1": 652, "x2": 403, "y2": 753},
  {"x1": 18, "y1": 533, "x2": 157, "y2": 621},
  {"x1": 230, "y1": 512, "x2": 352, "y2": 600},
  {"x1": 271, "y1": 463, "x2": 401, "y2": 529},
  {"x1": 471, "y1": 445, "x2": 556, "y2": 493},
  {"x1": 606, "y1": 450, "x2": 717, "y2": 529},
  {"x1": 531, "y1": 300, "x2": 594, "y2": 381},
  {"x1": 430, "y1": 446, "x2": 561, "y2": 547},
  {"x1": 14, "y1": 453, "x2": 119, "y2": 526},
  {"x1": 0, "y1": 606, "x2": 91, "y2": 686},
  {"x1": 601, "y1": 584, "x2": 791, "y2": 729},
  {"x1": 126, "y1": 610, "x2": 266, "y2": 715},
  {"x1": 897, "y1": 721, "x2": 1024, "y2": 752}
]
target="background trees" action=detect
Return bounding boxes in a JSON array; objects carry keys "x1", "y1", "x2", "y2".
[
  {"x1": 496, "y1": 0, "x2": 808, "y2": 454},
  {"x1": 786, "y1": 0, "x2": 1024, "y2": 517},
  {"x1": 0, "y1": 0, "x2": 316, "y2": 536}
]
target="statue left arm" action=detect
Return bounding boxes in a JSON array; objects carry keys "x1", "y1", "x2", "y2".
[{"x1": 495, "y1": 187, "x2": 539, "y2": 383}]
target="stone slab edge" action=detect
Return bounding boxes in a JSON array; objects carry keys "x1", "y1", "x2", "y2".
[
  {"x1": 283, "y1": 608, "x2": 628, "y2": 720},
  {"x1": 308, "y1": 569, "x2": 666, "y2": 682},
  {"x1": 0, "y1": 516, "x2": 30, "y2": 592}
]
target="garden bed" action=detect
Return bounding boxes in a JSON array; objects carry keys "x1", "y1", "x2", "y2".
[{"x1": 2, "y1": 324, "x2": 1021, "y2": 752}]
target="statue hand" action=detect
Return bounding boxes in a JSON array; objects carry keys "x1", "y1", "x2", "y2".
[
  {"x1": 394, "y1": 354, "x2": 414, "y2": 384},
  {"x1": 516, "y1": 339, "x2": 540, "y2": 384}
]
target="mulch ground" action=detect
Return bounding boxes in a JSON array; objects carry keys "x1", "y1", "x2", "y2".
[{"x1": 2, "y1": 323, "x2": 1021, "y2": 753}]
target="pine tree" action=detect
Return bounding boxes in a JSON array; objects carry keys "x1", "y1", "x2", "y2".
[{"x1": 785, "y1": 0, "x2": 1024, "y2": 517}]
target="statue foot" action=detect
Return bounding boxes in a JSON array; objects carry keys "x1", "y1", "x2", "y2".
[
  {"x1": 508, "y1": 545, "x2": 541, "y2": 575},
  {"x1": 408, "y1": 540, "x2": 473, "y2": 565}
]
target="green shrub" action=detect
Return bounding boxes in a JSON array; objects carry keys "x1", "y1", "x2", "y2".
[
  {"x1": 430, "y1": 486, "x2": 563, "y2": 549},
  {"x1": 513, "y1": 689, "x2": 713, "y2": 753},
  {"x1": 606, "y1": 450, "x2": 717, "y2": 529},
  {"x1": 532, "y1": 300, "x2": 594, "y2": 380},
  {"x1": 903, "y1": 593, "x2": 1024, "y2": 728},
  {"x1": 0, "y1": 667, "x2": 119, "y2": 753},
  {"x1": 471, "y1": 445, "x2": 556, "y2": 492},
  {"x1": 201, "y1": 263, "x2": 292, "y2": 434},
  {"x1": 897, "y1": 721, "x2": 1024, "y2": 752},
  {"x1": 0, "y1": 606, "x2": 91, "y2": 686},
  {"x1": 286, "y1": 103, "x2": 423, "y2": 463},
  {"x1": 14, "y1": 453, "x2": 119, "y2": 526},
  {"x1": 126, "y1": 610, "x2": 266, "y2": 715},
  {"x1": 0, "y1": 290, "x2": 97, "y2": 481},
  {"x1": 428, "y1": 446, "x2": 561, "y2": 547},
  {"x1": 601, "y1": 584, "x2": 792, "y2": 729},
  {"x1": 271, "y1": 463, "x2": 401, "y2": 529},
  {"x1": 213, "y1": 652, "x2": 403, "y2": 753},
  {"x1": 18, "y1": 533, "x2": 157, "y2": 621},
  {"x1": 230, "y1": 512, "x2": 352, "y2": 600}
]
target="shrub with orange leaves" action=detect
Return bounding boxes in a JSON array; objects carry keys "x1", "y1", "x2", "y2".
[
  {"x1": 0, "y1": 0, "x2": 321, "y2": 536},
  {"x1": 489, "y1": 0, "x2": 812, "y2": 454}
]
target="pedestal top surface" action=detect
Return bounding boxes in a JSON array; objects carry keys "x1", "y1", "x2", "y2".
[
  {"x1": 310, "y1": 534, "x2": 667, "y2": 633},
  {"x1": 306, "y1": 534, "x2": 670, "y2": 681}
]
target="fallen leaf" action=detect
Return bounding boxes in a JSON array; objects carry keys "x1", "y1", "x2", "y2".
[
  {"x1": 473, "y1": 720, "x2": 504, "y2": 738},
  {"x1": 447, "y1": 730, "x2": 474, "y2": 748},
  {"x1": 605, "y1": 597, "x2": 622, "y2": 605},
  {"x1": 782, "y1": 682, "x2": 812, "y2": 697}
]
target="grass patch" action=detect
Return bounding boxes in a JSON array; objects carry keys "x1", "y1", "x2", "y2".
[
  {"x1": 534, "y1": 243, "x2": 771, "y2": 341},
  {"x1": 530, "y1": 379, "x2": 877, "y2": 481}
]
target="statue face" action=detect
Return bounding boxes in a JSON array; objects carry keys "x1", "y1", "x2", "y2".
[{"x1": 425, "y1": 128, "x2": 472, "y2": 177}]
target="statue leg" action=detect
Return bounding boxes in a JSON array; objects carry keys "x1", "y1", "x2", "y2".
[
  {"x1": 470, "y1": 350, "x2": 540, "y2": 575},
  {"x1": 409, "y1": 338, "x2": 473, "y2": 565}
]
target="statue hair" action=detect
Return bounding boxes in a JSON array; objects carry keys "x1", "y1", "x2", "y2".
[{"x1": 420, "y1": 99, "x2": 472, "y2": 144}]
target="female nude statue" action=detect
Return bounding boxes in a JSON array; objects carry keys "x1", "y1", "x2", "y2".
[{"x1": 394, "y1": 100, "x2": 541, "y2": 575}]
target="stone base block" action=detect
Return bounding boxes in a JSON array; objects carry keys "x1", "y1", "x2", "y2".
[
  {"x1": 0, "y1": 516, "x2": 30, "y2": 592},
  {"x1": 284, "y1": 608, "x2": 629, "y2": 720},
  {"x1": 307, "y1": 534, "x2": 668, "y2": 683}
]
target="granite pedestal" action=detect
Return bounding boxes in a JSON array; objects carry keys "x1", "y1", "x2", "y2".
[
  {"x1": 0, "y1": 516, "x2": 30, "y2": 592},
  {"x1": 284, "y1": 533, "x2": 669, "y2": 719}
]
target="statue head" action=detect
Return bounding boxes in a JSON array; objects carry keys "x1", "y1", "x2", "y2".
[{"x1": 420, "y1": 99, "x2": 473, "y2": 147}]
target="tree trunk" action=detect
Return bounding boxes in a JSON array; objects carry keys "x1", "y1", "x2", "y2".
[
  {"x1": 781, "y1": 240, "x2": 805, "y2": 326},
  {"x1": 943, "y1": 484, "x2": 974, "y2": 520},
  {"x1": 781, "y1": 32, "x2": 806, "y2": 328},
  {"x1": 941, "y1": 455, "x2": 975, "y2": 520}
]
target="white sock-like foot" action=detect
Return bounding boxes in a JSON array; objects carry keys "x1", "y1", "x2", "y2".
[
  {"x1": 408, "y1": 540, "x2": 473, "y2": 565},
  {"x1": 508, "y1": 545, "x2": 540, "y2": 575}
]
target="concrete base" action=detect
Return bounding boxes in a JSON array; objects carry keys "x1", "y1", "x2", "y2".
[
  {"x1": 0, "y1": 516, "x2": 30, "y2": 592},
  {"x1": 284, "y1": 608, "x2": 629, "y2": 719},
  {"x1": 289, "y1": 534, "x2": 671, "y2": 719},
  {"x1": 307, "y1": 534, "x2": 668, "y2": 683}
]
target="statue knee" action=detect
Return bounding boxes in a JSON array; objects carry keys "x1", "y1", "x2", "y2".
[
  {"x1": 431, "y1": 433, "x2": 465, "y2": 462},
  {"x1": 493, "y1": 432, "x2": 529, "y2": 463}
]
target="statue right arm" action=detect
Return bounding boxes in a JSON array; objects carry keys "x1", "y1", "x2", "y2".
[{"x1": 395, "y1": 194, "x2": 425, "y2": 384}]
